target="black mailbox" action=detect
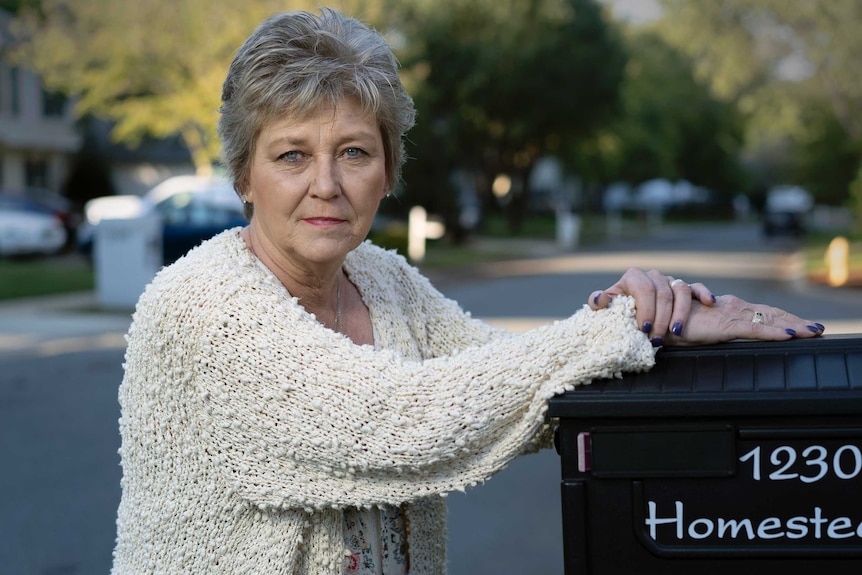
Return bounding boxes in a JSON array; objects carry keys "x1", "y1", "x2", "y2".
[{"x1": 549, "y1": 335, "x2": 862, "y2": 575}]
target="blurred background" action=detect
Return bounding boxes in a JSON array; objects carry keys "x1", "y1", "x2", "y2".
[
  {"x1": 3, "y1": 1, "x2": 862, "y2": 574},
  {"x1": 1, "y1": 0, "x2": 861, "y2": 284}
]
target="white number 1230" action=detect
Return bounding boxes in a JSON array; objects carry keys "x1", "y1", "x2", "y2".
[{"x1": 739, "y1": 444, "x2": 862, "y2": 483}]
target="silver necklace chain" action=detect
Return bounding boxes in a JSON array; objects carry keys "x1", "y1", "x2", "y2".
[{"x1": 335, "y1": 272, "x2": 343, "y2": 334}]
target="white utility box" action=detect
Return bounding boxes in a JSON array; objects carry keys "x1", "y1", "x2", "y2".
[{"x1": 95, "y1": 215, "x2": 162, "y2": 309}]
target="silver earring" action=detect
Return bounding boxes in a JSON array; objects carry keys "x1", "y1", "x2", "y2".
[{"x1": 241, "y1": 195, "x2": 249, "y2": 204}]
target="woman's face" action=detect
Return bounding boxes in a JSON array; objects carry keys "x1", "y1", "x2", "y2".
[{"x1": 245, "y1": 97, "x2": 387, "y2": 270}]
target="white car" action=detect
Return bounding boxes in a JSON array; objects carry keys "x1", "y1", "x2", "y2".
[
  {"x1": 78, "y1": 175, "x2": 245, "y2": 264},
  {"x1": 0, "y1": 195, "x2": 68, "y2": 257}
]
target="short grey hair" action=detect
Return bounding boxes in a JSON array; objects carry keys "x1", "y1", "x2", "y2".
[{"x1": 218, "y1": 8, "x2": 416, "y2": 218}]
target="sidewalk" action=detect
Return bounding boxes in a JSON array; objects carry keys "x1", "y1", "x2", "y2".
[{"x1": 0, "y1": 291, "x2": 133, "y2": 358}]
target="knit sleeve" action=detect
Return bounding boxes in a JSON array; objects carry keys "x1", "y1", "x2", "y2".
[{"x1": 194, "y1": 295, "x2": 655, "y2": 511}]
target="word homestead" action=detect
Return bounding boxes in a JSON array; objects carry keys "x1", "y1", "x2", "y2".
[
  {"x1": 646, "y1": 441, "x2": 862, "y2": 544},
  {"x1": 646, "y1": 502, "x2": 862, "y2": 542}
]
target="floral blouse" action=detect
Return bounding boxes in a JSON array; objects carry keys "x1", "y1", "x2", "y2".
[
  {"x1": 343, "y1": 505, "x2": 409, "y2": 574},
  {"x1": 341, "y1": 327, "x2": 410, "y2": 574}
]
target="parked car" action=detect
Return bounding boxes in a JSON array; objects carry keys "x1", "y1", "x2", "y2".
[
  {"x1": 762, "y1": 185, "x2": 813, "y2": 238},
  {"x1": 78, "y1": 176, "x2": 246, "y2": 265},
  {"x1": 0, "y1": 194, "x2": 68, "y2": 257},
  {"x1": 0, "y1": 187, "x2": 81, "y2": 246}
]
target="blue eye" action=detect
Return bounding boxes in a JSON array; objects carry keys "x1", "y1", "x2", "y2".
[
  {"x1": 279, "y1": 150, "x2": 302, "y2": 162},
  {"x1": 344, "y1": 147, "x2": 363, "y2": 158}
]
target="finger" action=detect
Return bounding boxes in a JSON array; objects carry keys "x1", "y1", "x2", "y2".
[
  {"x1": 750, "y1": 306, "x2": 825, "y2": 339},
  {"x1": 668, "y1": 279, "x2": 693, "y2": 338},
  {"x1": 648, "y1": 272, "x2": 676, "y2": 342},
  {"x1": 688, "y1": 282, "x2": 717, "y2": 306},
  {"x1": 628, "y1": 270, "x2": 661, "y2": 336},
  {"x1": 587, "y1": 290, "x2": 613, "y2": 310},
  {"x1": 774, "y1": 308, "x2": 826, "y2": 337},
  {"x1": 746, "y1": 320, "x2": 800, "y2": 341},
  {"x1": 593, "y1": 268, "x2": 657, "y2": 334}
]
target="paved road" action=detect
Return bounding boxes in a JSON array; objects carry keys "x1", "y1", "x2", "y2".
[
  {"x1": 1, "y1": 348, "x2": 123, "y2": 575},
  {"x1": 2, "y1": 221, "x2": 861, "y2": 575}
]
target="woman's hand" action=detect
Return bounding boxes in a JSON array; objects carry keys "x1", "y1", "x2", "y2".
[
  {"x1": 588, "y1": 268, "x2": 717, "y2": 346},
  {"x1": 664, "y1": 294, "x2": 825, "y2": 345},
  {"x1": 588, "y1": 268, "x2": 826, "y2": 345}
]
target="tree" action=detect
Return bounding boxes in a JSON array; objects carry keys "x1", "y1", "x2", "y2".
[
  {"x1": 789, "y1": 100, "x2": 861, "y2": 207},
  {"x1": 0, "y1": 0, "x2": 38, "y2": 15},
  {"x1": 562, "y1": 27, "x2": 751, "y2": 219},
  {"x1": 9, "y1": 0, "x2": 320, "y2": 175},
  {"x1": 397, "y1": 0, "x2": 627, "y2": 232},
  {"x1": 583, "y1": 31, "x2": 745, "y2": 192},
  {"x1": 655, "y1": 0, "x2": 862, "y2": 207}
]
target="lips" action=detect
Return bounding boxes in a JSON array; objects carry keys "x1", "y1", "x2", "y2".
[{"x1": 304, "y1": 217, "x2": 345, "y2": 226}]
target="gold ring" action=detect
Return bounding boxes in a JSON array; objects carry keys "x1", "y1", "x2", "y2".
[{"x1": 752, "y1": 311, "x2": 764, "y2": 324}]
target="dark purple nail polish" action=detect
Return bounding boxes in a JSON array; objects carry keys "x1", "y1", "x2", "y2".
[
  {"x1": 807, "y1": 325, "x2": 820, "y2": 333},
  {"x1": 651, "y1": 337, "x2": 663, "y2": 347},
  {"x1": 642, "y1": 321, "x2": 652, "y2": 334},
  {"x1": 710, "y1": 294, "x2": 716, "y2": 302},
  {"x1": 672, "y1": 322, "x2": 683, "y2": 336},
  {"x1": 593, "y1": 292, "x2": 600, "y2": 305},
  {"x1": 815, "y1": 323, "x2": 825, "y2": 332},
  {"x1": 785, "y1": 328, "x2": 797, "y2": 336}
]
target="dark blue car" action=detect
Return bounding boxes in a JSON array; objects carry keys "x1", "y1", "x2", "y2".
[{"x1": 79, "y1": 176, "x2": 246, "y2": 265}]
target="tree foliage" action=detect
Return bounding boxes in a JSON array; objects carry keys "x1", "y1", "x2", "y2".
[
  {"x1": 655, "y1": 0, "x2": 862, "y2": 206},
  {"x1": 396, "y1": 0, "x2": 627, "y2": 231},
  {"x1": 10, "y1": 0, "x2": 320, "y2": 174},
  {"x1": 601, "y1": 31, "x2": 747, "y2": 193},
  {"x1": 0, "y1": 0, "x2": 37, "y2": 15},
  {"x1": 14, "y1": 0, "x2": 816, "y2": 227}
]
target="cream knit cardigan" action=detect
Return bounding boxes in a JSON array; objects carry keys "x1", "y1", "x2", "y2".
[{"x1": 111, "y1": 229, "x2": 655, "y2": 574}]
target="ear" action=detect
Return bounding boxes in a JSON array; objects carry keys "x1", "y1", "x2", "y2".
[{"x1": 238, "y1": 179, "x2": 252, "y2": 203}]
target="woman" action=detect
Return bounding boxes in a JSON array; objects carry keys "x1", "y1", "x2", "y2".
[{"x1": 110, "y1": 8, "x2": 824, "y2": 575}]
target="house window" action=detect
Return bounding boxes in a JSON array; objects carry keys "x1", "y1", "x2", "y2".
[
  {"x1": 25, "y1": 158, "x2": 50, "y2": 189},
  {"x1": 42, "y1": 89, "x2": 67, "y2": 118},
  {"x1": 0, "y1": 64, "x2": 4, "y2": 114},
  {"x1": 9, "y1": 67, "x2": 20, "y2": 116}
]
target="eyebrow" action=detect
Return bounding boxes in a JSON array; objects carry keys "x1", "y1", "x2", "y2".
[{"x1": 266, "y1": 129, "x2": 380, "y2": 149}]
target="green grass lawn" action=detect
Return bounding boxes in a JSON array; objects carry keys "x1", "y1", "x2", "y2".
[{"x1": 0, "y1": 256, "x2": 94, "y2": 300}]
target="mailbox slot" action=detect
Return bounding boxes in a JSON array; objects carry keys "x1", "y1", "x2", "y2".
[{"x1": 588, "y1": 426, "x2": 734, "y2": 478}]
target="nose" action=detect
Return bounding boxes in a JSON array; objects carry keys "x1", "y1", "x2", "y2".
[{"x1": 310, "y1": 157, "x2": 341, "y2": 199}]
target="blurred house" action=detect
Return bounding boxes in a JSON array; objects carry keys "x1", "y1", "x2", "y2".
[
  {"x1": 86, "y1": 118, "x2": 197, "y2": 198},
  {"x1": 0, "y1": 8, "x2": 80, "y2": 195},
  {"x1": 1, "y1": 8, "x2": 196, "y2": 204}
]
